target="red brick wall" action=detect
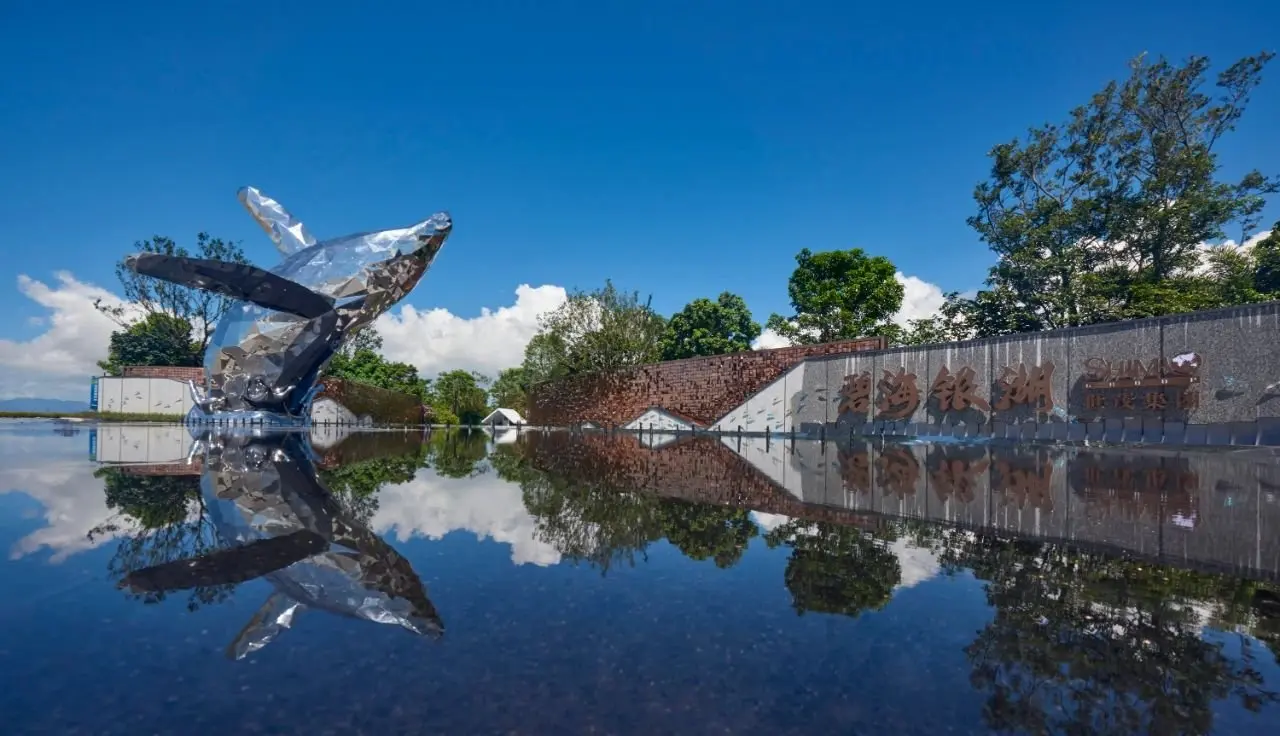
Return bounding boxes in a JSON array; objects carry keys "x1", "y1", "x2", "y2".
[
  {"x1": 527, "y1": 338, "x2": 884, "y2": 427},
  {"x1": 121, "y1": 366, "x2": 205, "y2": 381},
  {"x1": 314, "y1": 377, "x2": 425, "y2": 424}
]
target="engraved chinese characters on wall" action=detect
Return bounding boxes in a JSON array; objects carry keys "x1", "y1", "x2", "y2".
[
  {"x1": 876, "y1": 368, "x2": 920, "y2": 419},
  {"x1": 931, "y1": 365, "x2": 990, "y2": 413},
  {"x1": 1082, "y1": 352, "x2": 1202, "y2": 415},
  {"x1": 836, "y1": 371, "x2": 873, "y2": 419},
  {"x1": 995, "y1": 362, "x2": 1056, "y2": 412}
]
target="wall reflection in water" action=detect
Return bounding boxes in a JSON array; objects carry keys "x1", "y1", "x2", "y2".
[{"x1": 86, "y1": 426, "x2": 1280, "y2": 733}]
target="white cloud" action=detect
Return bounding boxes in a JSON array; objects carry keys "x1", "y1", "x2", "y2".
[
  {"x1": 893, "y1": 272, "x2": 946, "y2": 325},
  {"x1": 376, "y1": 284, "x2": 568, "y2": 379},
  {"x1": 0, "y1": 273, "x2": 138, "y2": 399},
  {"x1": 751, "y1": 329, "x2": 793, "y2": 350},
  {"x1": 371, "y1": 466, "x2": 562, "y2": 566}
]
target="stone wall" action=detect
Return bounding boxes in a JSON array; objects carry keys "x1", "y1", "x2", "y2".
[
  {"x1": 530, "y1": 301, "x2": 1280, "y2": 446},
  {"x1": 526, "y1": 337, "x2": 885, "y2": 427},
  {"x1": 523, "y1": 431, "x2": 1280, "y2": 580}
]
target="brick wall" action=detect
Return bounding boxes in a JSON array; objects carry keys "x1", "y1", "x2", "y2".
[
  {"x1": 527, "y1": 338, "x2": 884, "y2": 427},
  {"x1": 315, "y1": 377, "x2": 425, "y2": 424},
  {"x1": 121, "y1": 365, "x2": 205, "y2": 381}
]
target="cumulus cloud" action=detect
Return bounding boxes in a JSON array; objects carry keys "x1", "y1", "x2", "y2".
[
  {"x1": 0, "y1": 273, "x2": 141, "y2": 399},
  {"x1": 893, "y1": 272, "x2": 947, "y2": 325},
  {"x1": 376, "y1": 284, "x2": 568, "y2": 379},
  {"x1": 750, "y1": 272, "x2": 950, "y2": 349},
  {"x1": 371, "y1": 466, "x2": 561, "y2": 566}
]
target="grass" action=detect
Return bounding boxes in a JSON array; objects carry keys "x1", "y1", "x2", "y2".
[{"x1": 0, "y1": 410, "x2": 184, "y2": 423}]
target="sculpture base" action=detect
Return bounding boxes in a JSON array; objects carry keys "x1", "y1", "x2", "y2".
[{"x1": 185, "y1": 406, "x2": 310, "y2": 427}]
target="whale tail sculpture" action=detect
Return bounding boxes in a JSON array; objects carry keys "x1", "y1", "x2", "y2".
[{"x1": 125, "y1": 187, "x2": 452, "y2": 424}]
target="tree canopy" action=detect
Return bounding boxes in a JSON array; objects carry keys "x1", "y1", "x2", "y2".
[
  {"x1": 938, "y1": 51, "x2": 1279, "y2": 339},
  {"x1": 96, "y1": 233, "x2": 247, "y2": 367},
  {"x1": 521, "y1": 280, "x2": 666, "y2": 385},
  {"x1": 433, "y1": 369, "x2": 490, "y2": 425},
  {"x1": 488, "y1": 366, "x2": 529, "y2": 415},
  {"x1": 97, "y1": 313, "x2": 202, "y2": 376},
  {"x1": 765, "y1": 248, "x2": 904, "y2": 345},
  {"x1": 659, "y1": 291, "x2": 761, "y2": 360}
]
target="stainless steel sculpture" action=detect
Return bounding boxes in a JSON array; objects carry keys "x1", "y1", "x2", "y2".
[
  {"x1": 126, "y1": 187, "x2": 452, "y2": 424},
  {"x1": 119, "y1": 429, "x2": 444, "y2": 659}
]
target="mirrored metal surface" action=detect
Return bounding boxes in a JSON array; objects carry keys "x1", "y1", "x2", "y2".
[
  {"x1": 117, "y1": 429, "x2": 444, "y2": 658},
  {"x1": 127, "y1": 187, "x2": 452, "y2": 424}
]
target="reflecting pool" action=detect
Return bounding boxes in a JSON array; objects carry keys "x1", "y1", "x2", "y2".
[{"x1": 2, "y1": 420, "x2": 1280, "y2": 734}]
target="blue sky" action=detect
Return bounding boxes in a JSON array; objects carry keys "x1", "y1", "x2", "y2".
[{"x1": 1, "y1": 0, "x2": 1277, "y2": 397}]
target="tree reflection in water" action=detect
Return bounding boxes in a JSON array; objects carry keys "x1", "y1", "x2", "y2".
[
  {"x1": 913, "y1": 534, "x2": 1280, "y2": 734},
  {"x1": 764, "y1": 519, "x2": 901, "y2": 617},
  {"x1": 90, "y1": 468, "x2": 230, "y2": 611}
]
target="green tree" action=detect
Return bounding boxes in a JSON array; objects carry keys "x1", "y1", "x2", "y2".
[
  {"x1": 96, "y1": 233, "x2": 248, "y2": 358},
  {"x1": 97, "y1": 313, "x2": 202, "y2": 376},
  {"x1": 522, "y1": 280, "x2": 666, "y2": 384},
  {"x1": 325, "y1": 348, "x2": 429, "y2": 400},
  {"x1": 963, "y1": 51, "x2": 1277, "y2": 336},
  {"x1": 488, "y1": 367, "x2": 529, "y2": 415},
  {"x1": 433, "y1": 369, "x2": 490, "y2": 425},
  {"x1": 1253, "y1": 221, "x2": 1280, "y2": 295},
  {"x1": 765, "y1": 248, "x2": 904, "y2": 345},
  {"x1": 659, "y1": 292, "x2": 761, "y2": 360}
]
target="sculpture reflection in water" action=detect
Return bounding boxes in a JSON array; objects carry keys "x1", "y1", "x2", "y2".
[
  {"x1": 125, "y1": 187, "x2": 452, "y2": 424},
  {"x1": 101, "y1": 429, "x2": 442, "y2": 659}
]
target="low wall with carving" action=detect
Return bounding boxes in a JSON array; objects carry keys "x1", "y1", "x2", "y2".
[
  {"x1": 527, "y1": 338, "x2": 885, "y2": 427},
  {"x1": 531, "y1": 301, "x2": 1280, "y2": 446}
]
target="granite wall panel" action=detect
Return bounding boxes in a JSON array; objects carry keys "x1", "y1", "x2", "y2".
[{"x1": 1161, "y1": 303, "x2": 1280, "y2": 425}]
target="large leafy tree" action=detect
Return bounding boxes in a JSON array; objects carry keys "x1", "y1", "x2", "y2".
[
  {"x1": 433, "y1": 369, "x2": 490, "y2": 425},
  {"x1": 1253, "y1": 221, "x2": 1280, "y2": 295},
  {"x1": 962, "y1": 51, "x2": 1277, "y2": 336},
  {"x1": 659, "y1": 291, "x2": 761, "y2": 360},
  {"x1": 521, "y1": 280, "x2": 666, "y2": 385},
  {"x1": 765, "y1": 248, "x2": 904, "y2": 345},
  {"x1": 488, "y1": 366, "x2": 529, "y2": 414},
  {"x1": 325, "y1": 348, "x2": 429, "y2": 400},
  {"x1": 97, "y1": 313, "x2": 202, "y2": 376},
  {"x1": 96, "y1": 233, "x2": 248, "y2": 359}
]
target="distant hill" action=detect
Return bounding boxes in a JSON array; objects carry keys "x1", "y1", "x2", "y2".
[{"x1": 0, "y1": 398, "x2": 90, "y2": 413}]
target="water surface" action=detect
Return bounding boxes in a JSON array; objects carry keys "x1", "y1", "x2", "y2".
[{"x1": 2, "y1": 421, "x2": 1279, "y2": 734}]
